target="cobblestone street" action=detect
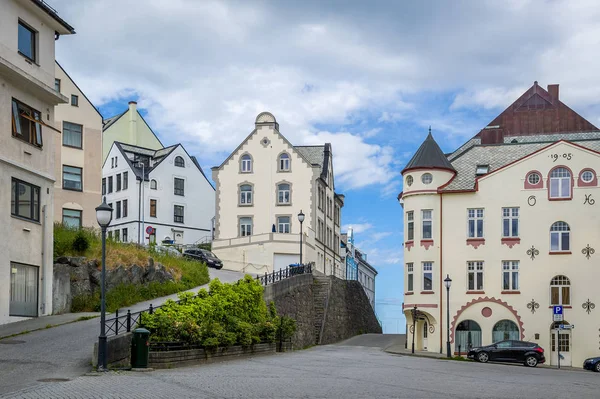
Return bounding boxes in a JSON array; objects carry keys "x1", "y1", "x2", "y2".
[{"x1": 1, "y1": 335, "x2": 599, "y2": 399}]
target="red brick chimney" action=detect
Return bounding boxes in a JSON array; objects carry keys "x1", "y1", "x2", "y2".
[{"x1": 547, "y1": 84, "x2": 559, "y2": 102}]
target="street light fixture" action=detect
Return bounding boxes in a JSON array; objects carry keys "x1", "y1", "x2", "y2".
[
  {"x1": 298, "y1": 210, "x2": 305, "y2": 264},
  {"x1": 444, "y1": 274, "x2": 452, "y2": 358},
  {"x1": 410, "y1": 305, "x2": 418, "y2": 354},
  {"x1": 96, "y1": 198, "x2": 113, "y2": 371}
]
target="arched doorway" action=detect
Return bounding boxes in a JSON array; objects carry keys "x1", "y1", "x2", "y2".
[
  {"x1": 550, "y1": 321, "x2": 572, "y2": 367},
  {"x1": 455, "y1": 320, "x2": 481, "y2": 353},
  {"x1": 492, "y1": 320, "x2": 519, "y2": 342}
]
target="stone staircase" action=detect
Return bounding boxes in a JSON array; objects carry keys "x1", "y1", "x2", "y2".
[{"x1": 313, "y1": 276, "x2": 331, "y2": 345}]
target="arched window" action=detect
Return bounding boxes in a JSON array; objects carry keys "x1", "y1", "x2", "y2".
[
  {"x1": 550, "y1": 221, "x2": 570, "y2": 252},
  {"x1": 174, "y1": 156, "x2": 185, "y2": 167},
  {"x1": 150, "y1": 179, "x2": 157, "y2": 190},
  {"x1": 240, "y1": 154, "x2": 252, "y2": 173},
  {"x1": 549, "y1": 167, "x2": 571, "y2": 199},
  {"x1": 278, "y1": 153, "x2": 290, "y2": 171},
  {"x1": 492, "y1": 320, "x2": 519, "y2": 342},
  {"x1": 277, "y1": 183, "x2": 290, "y2": 204},
  {"x1": 455, "y1": 320, "x2": 482, "y2": 351},
  {"x1": 550, "y1": 275, "x2": 570, "y2": 305},
  {"x1": 240, "y1": 184, "x2": 252, "y2": 205}
]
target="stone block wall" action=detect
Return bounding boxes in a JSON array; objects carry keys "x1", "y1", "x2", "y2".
[
  {"x1": 263, "y1": 274, "x2": 382, "y2": 348},
  {"x1": 320, "y1": 278, "x2": 382, "y2": 345},
  {"x1": 92, "y1": 332, "x2": 132, "y2": 368}
]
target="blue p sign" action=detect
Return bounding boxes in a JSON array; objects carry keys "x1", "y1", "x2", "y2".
[{"x1": 553, "y1": 306, "x2": 563, "y2": 315}]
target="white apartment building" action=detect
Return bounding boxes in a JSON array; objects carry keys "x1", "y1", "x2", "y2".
[
  {"x1": 0, "y1": 0, "x2": 74, "y2": 324},
  {"x1": 400, "y1": 82, "x2": 600, "y2": 367},
  {"x1": 54, "y1": 61, "x2": 103, "y2": 228},
  {"x1": 211, "y1": 112, "x2": 344, "y2": 275},
  {"x1": 103, "y1": 142, "x2": 215, "y2": 246},
  {"x1": 342, "y1": 228, "x2": 377, "y2": 309}
]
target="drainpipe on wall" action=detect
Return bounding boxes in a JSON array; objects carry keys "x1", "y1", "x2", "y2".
[
  {"x1": 138, "y1": 177, "x2": 142, "y2": 244},
  {"x1": 41, "y1": 205, "x2": 47, "y2": 315}
]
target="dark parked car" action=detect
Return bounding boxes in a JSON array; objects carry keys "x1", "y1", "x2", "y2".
[
  {"x1": 583, "y1": 357, "x2": 600, "y2": 372},
  {"x1": 468, "y1": 340, "x2": 545, "y2": 367},
  {"x1": 183, "y1": 249, "x2": 223, "y2": 269}
]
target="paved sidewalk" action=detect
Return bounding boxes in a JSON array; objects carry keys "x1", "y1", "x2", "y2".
[
  {"x1": 0, "y1": 312, "x2": 99, "y2": 339},
  {"x1": 385, "y1": 343, "x2": 447, "y2": 359}
]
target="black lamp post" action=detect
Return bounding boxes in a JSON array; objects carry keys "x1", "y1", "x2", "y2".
[
  {"x1": 410, "y1": 305, "x2": 418, "y2": 354},
  {"x1": 96, "y1": 198, "x2": 113, "y2": 371},
  {"x1": 298, "y1": 210, "x2": 305, "y2": 264},
  {"x1": 444, "y1": 274, "x2": 452, "y2": 358}
]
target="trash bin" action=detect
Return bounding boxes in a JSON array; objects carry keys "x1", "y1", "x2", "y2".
[{"x1": 131, "y1": 328, "x2": 151, "y2": 368}]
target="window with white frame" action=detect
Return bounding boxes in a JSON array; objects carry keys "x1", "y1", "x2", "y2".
[
  {"x1": 406, "y1": 211, "x2": 414, "y2": 240},
  {"x1": 467, "y1": 261, "x2": 484, "y2": 291},
  {"x1": 174, "y1": 178, "x2": 185, "y2": 196},
  {"x1": 279, "y1": 153, "x2": 290, "y2": 171},
  {"x1": 407, "y1": 263, "x2": 414, "y2": 292},
  {"x1": 240, "y1": 154, "x2": 252, "y2": 173},
  {"x1": 467, "y1": 209, "x2": 484, "y2": 238},
  {"x1": 422, "y1": 262, "x2": 433, "y2": 291},
  {"x1": 550, "y1": 275, "x2": 570, "y2": 305},
  {"x1": 502, "y1": 261, "x2": 519, "y2": 291},
  {"x1": 550, "y1": 221, "x2": 570, "y2": 252},
  {"x1": 240, "y1": 217, "x2": 252, "y2": 236},
  {"x1": 174, "y1": 156, "x2": 185, "y2": 167},
  {"x1": 277, "y1": 183, "x2": 290, "y2": 204},
  {"x1": 502, "y1": 207, "x2": 519, "y2": 237},
  {"x1": 422, "y1": 210, "x2": 432, "y2": 239},
  {"x1": 277, "y1": 216, "x2": 290, "y2": 233},
  {"x1": 174, "y1": 205, "x2": 184, "y2": 223},
  {"x1": 150, "y1": 179, "x2": 157, "y2": 190},
  {"x1": 549, "y1": 167, "x2": 571, "y2": 198},
  {"x1": 240, "y1": 184, "x2": 252, "y2": 205}
]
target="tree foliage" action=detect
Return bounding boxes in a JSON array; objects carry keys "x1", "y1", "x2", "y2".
[{"x1": 141, "y1": 275, "x2": 296, "y2": 348}]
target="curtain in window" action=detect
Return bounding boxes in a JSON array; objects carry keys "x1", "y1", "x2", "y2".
[{"x1": 63, "y1": 122, "x2": 83, "y2": 148}]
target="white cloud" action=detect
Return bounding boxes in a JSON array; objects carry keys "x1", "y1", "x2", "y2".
[
  {"x1": 341, "y1": 223, "x2": 373, "y2": 234},
  {"x1": 50, "y1": 0, "x2": 600, "y2": 192}
]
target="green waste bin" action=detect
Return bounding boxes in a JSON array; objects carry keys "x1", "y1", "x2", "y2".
[{"x1": 131, "y1": 328, "x2": 150, "y2": 368}]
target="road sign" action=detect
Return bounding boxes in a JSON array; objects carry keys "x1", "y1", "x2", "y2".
[
  {"x1": 559, "y1": 324, "x2": 573, "y2": 330},
  {"x1": 553, "y1": 306, "x2": 563, "y2": 315},
  {"x1": 553, "y1": 314, "x2": 563, "y2": 322},
  {"x1": 146, "y1": 226, "x2": 154, "y2": 234}
]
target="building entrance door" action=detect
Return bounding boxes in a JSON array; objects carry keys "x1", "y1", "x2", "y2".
[
  {"x1": 10, "y1": 263, "x2": 39, "y2": 317},
  {"x1": 422, "y1": 321, "x2": 428, "y2": 350},
  {"x1": 551, "y1": 328, "x2": 572, "y2": 367}
]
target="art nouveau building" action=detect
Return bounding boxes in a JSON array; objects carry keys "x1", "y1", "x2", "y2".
[
  {"x1": 0, "y1": 0, "x2": 74, "y2": 324},
  {"x1": 211, "y1": 112, "x2": 344, "y2": 275},
  {"x1": 400, "y1": 82, "x2": 600, "y2": 367}
]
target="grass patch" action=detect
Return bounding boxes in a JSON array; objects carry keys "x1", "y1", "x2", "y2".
[
  {"x1": 76, "y1": 315, "x2": 97, "y2": 322},
  {"x1": 55, "y1": 223, "x2": 210, "y2": 313},
  {"x1": 440, "y1": 356, "x2": 472, "y2": 362}
]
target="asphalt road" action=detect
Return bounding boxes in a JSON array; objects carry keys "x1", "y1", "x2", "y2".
[
  {"x1": 2, "y1": 334, "x2": 599, "y2": 398},
  {"x1": 0, "y1": 269, "x2": 243, "y2": 396}
]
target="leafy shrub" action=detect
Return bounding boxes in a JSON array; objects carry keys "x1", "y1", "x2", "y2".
[
  {"x1": 72, "y1": 231, "x2": 90, "y2": 254},
  {"x1": 141, "y1": 275, "x2": 295, "y2": 349}
]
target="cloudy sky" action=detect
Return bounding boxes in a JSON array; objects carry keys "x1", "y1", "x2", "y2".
[{"x1": 52, "y1": 0, "x2": 600, "y2": 332}]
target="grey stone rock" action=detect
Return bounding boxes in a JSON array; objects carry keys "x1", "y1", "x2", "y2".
[
  {"x1": 55, "y1": 256, "x2": 70, "y2": 264},
  {"x1": 130, "y1": 264, "x2": 145, "y2": 285},
  {"x1": 69, "y1": 257, "x2": 87, "y2": 268}
]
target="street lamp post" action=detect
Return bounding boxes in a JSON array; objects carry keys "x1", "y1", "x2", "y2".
[
  {"x1": 410, "y1": 305, "x2": 418, "y2": 354},
  {"x1": 297, "y1": 210, "x2": 305, "y2": 264},
  {"x1": 444, "y1": 274, "x2": 452, "y2": 358},
  {"x1": 96, "y1": 199, "x2": 113, "y2": 371}
]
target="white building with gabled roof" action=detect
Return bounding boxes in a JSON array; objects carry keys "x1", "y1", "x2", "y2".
[
  {"x1": 211, "y1": 112, "x2": 344, "y2": 276},
  {"x1": 102, "y1": 141, "x2": 215, "y2": 246}
]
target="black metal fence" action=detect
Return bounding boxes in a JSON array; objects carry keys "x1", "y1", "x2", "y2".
[{"x1": 255, "y1": 263, "x2": 314, "y2": 286}]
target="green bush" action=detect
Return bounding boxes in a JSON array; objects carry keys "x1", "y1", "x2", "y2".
[
  {"x1": 72, "y1": 231, "x2": 90, "y2": 253},
  {"x1": 141, "y1": 275, "x2": 294, "y2": 349}
]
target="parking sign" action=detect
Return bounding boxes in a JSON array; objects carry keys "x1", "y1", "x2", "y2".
[{"x1": 553, "y1": 306, "x2": 563, "y2": 315}]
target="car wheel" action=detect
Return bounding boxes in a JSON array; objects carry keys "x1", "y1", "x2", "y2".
[
  {"x1": 477, "y1": 352, "x2": 489, "y2": 363},
  {"x1": 525, "y1": 356, "x2": 538, "y2": 367},
  {"x1": 595, "y1": 362, "x2": 600, "y2": 372}
]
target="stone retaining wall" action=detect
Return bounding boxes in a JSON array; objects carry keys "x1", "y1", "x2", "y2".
[
  {"x1": 92, "y1": 332, "x2": 132, "y2": 368},
  {"x1": 149, "y1": 343, "x2": 277, "y2": 369}
]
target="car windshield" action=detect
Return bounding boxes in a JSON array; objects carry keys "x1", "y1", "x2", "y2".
[{"x1": 202, "y1": 250, "x2": 217, "y2": 257}]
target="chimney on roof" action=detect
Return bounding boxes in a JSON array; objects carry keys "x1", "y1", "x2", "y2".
[
  {"x1": 128, "y1": 101, "x2": 137, "y2": 145},
  {"x1": 547, "y1": 84, "x2": 559, "y2": 102}
]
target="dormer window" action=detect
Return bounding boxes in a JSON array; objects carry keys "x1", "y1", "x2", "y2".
[
  {"x1": 174, "y1": 156, "x2": 185, "y2": 167},
  {"x1": 476, "y1": 165, "x2": 489, "y2": 175}
]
